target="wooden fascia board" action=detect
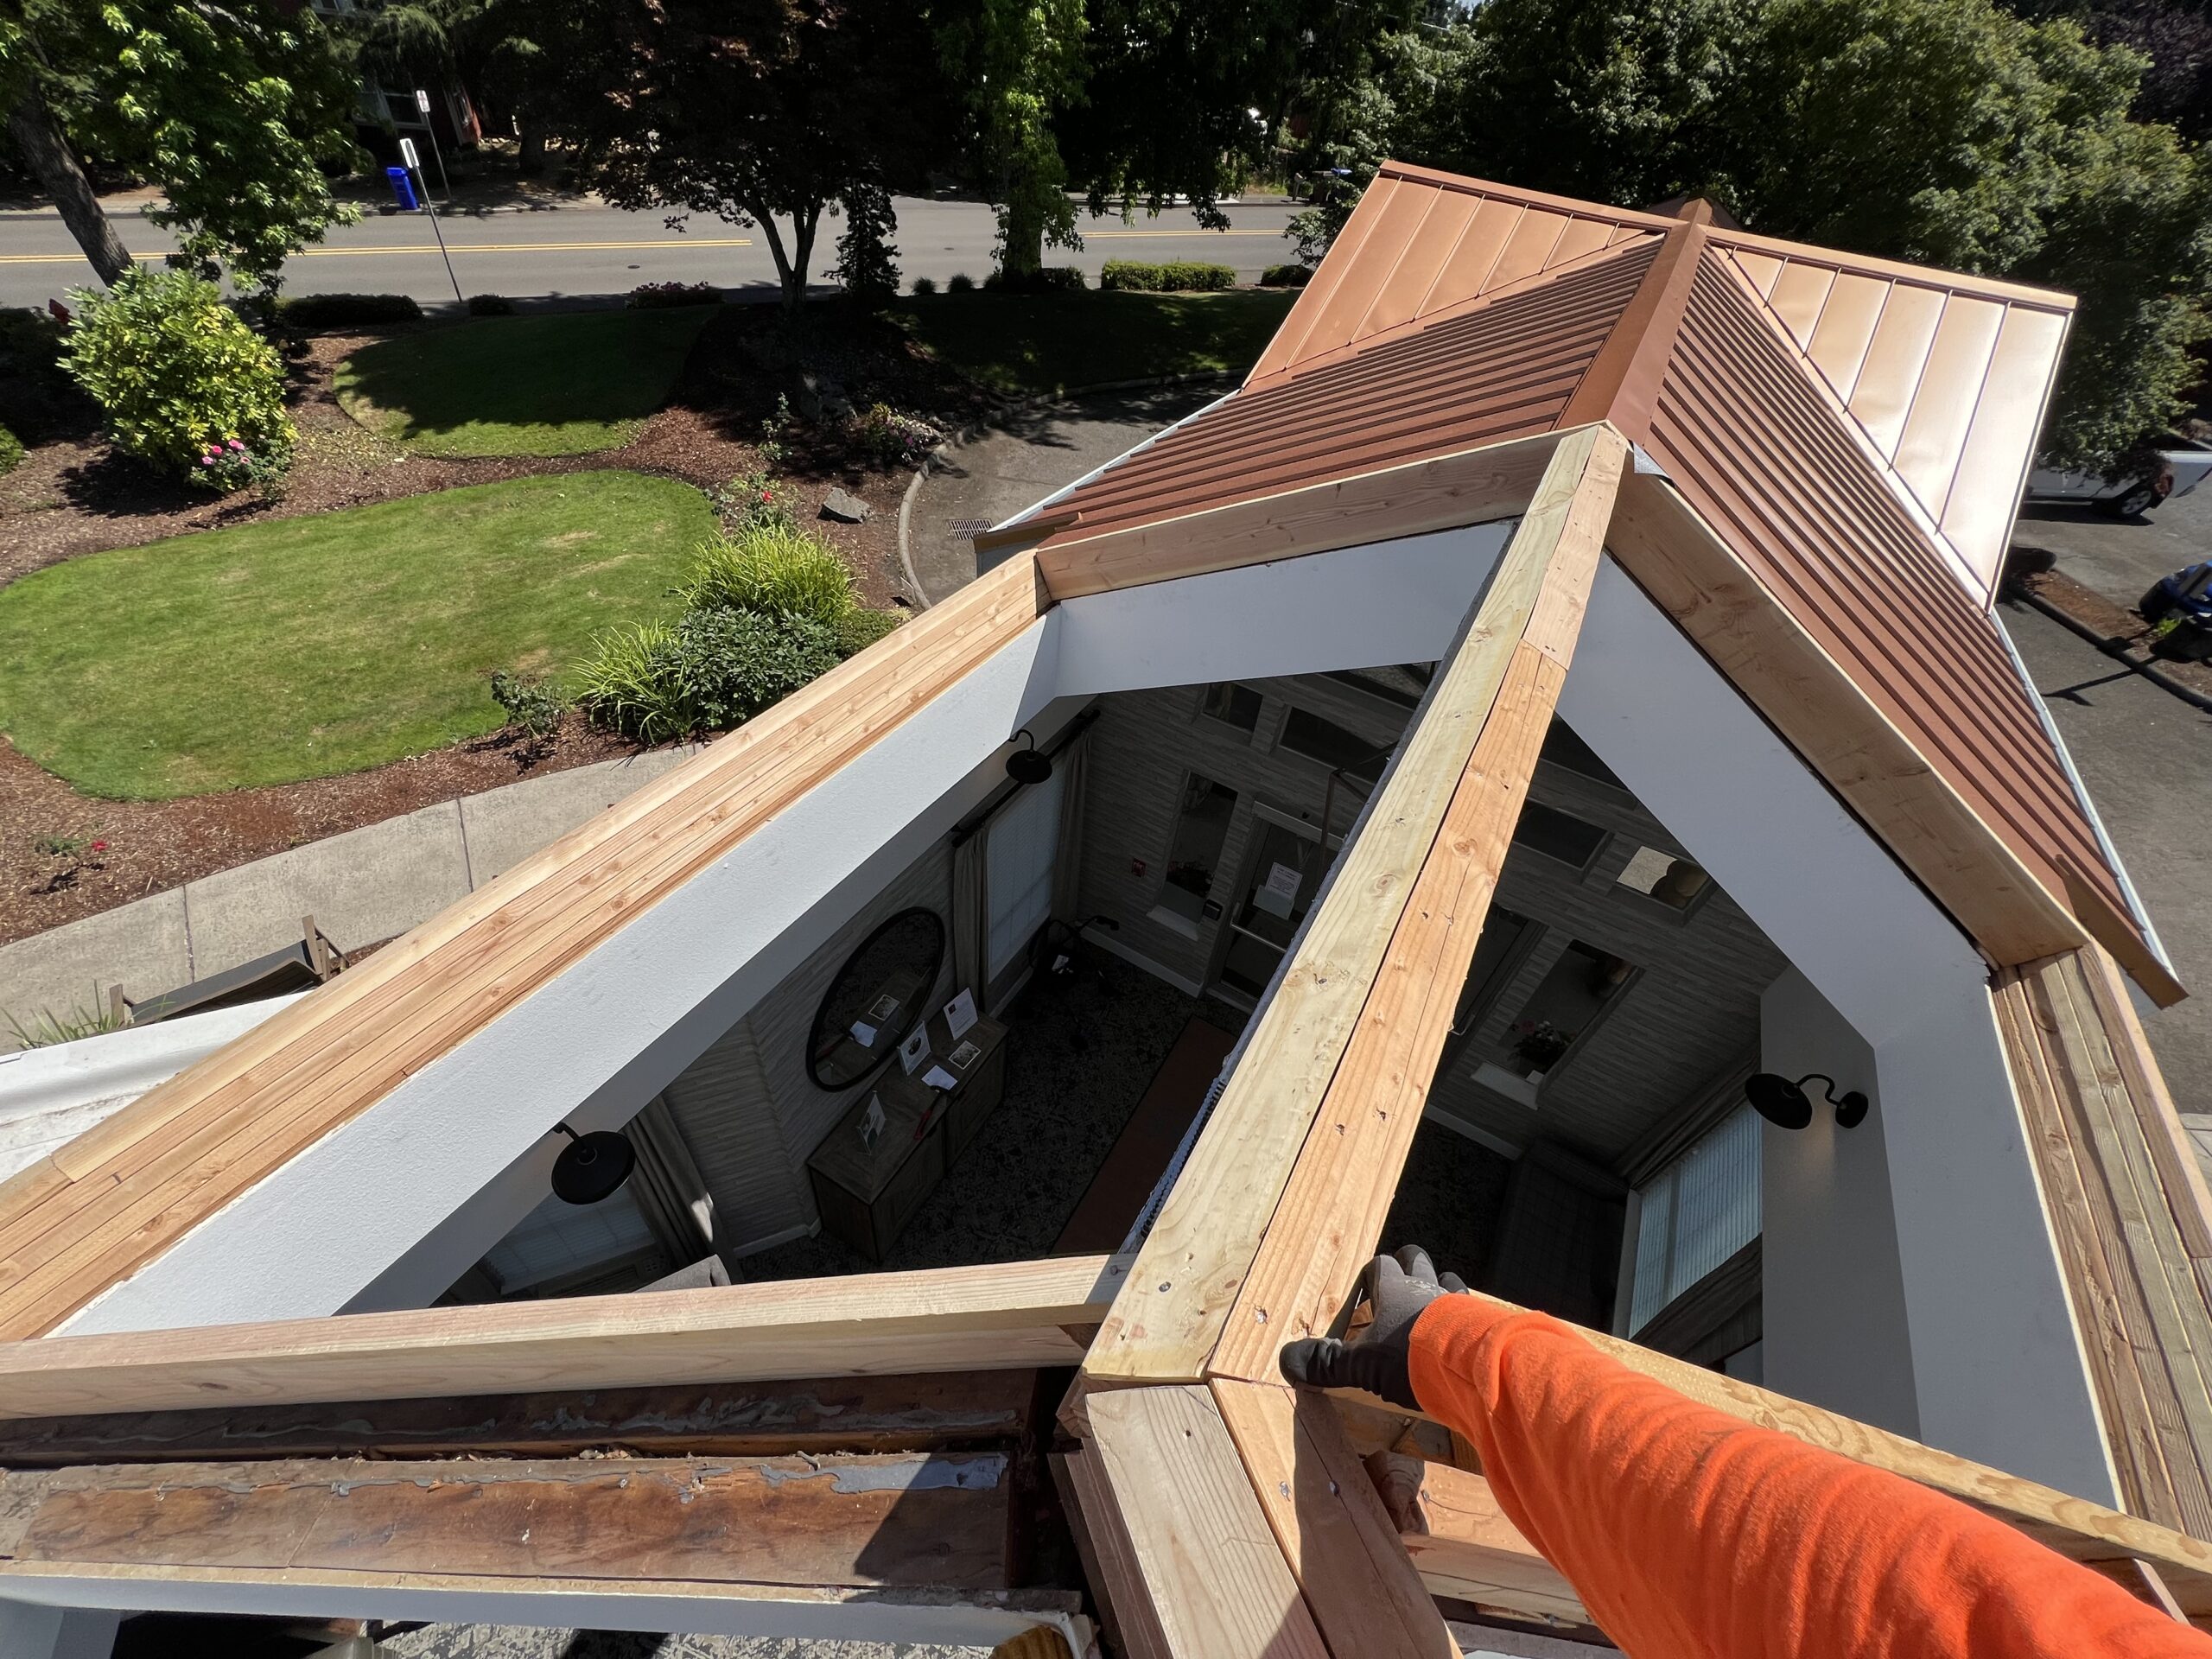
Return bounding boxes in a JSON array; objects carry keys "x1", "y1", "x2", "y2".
[
  {"x1": 0, "y1": 556, "x2": 1052, "y2": 1342},
  {"x1": 1604, "y1": 469, "x2": 2090, "y2": 969},
  {"x1": 1314, "y1": 1290, "x2": 2212, "y2": 1617},
  {"x1": 1029, "y1": 429, "x2": 1567, "y2": 600},
  {"x1": 1080, "y1": 424, "x2": 1629, "y2": 1388},
  {"x1": 0, "y1": 1255, "x2": 1125, "y2": 1421}
]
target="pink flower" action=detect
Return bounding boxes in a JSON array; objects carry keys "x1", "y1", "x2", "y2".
[
  {"x1": 200, "y1": 456, "x2": 214, "y2": 467},
  {"x1": 89, "y1": 840, "x2": 108, "y2": 853},
  {"x1": 227, "y1": 439, "x2": 245, "y2": 452}
]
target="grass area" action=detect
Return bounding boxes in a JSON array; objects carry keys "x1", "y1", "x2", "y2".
[
  {"x1": 0, "y1": 472, "x2": 715, "y2": 798},
  {"x1": 899, "y1": 289, "x2": 1300, "y2": 396},
  {"x1": 334, "y1": 307, "x2": 715, "y2": 456}
]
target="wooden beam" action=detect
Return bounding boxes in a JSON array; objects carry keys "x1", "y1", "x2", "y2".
[
  {"x1": 1363, "y1": 1453, "x2": 1586, "y2": 1627},
  {"x1": 1605, "y1": 469, "x2": 2091, "y2": 971},
  {"x1": 1210, "y1": 429, "x2": 1623, "y2": 1379},
  {"x1": 1324, "y1": 1289, "x2": 2212, "y2": 1618},
  {"x1": 0, "y1": 554, "x2": 1052, "y2": 1342},
  {"x1": 1032, "y1": 430, "x2": 1564, "y2": 600},
  {"x1": 0, "y1": 1451, "x2": 1016, "y2": 1590},
  {"x1": 0, "y1": 1370, "x2": 1039, "y2": 1467},
  {"x1": 1210, "y1": 1376, "x2": 1460, "y2": 1659},
  {"x1": 1052, "y1": 1447, "x2": 1171, "y2": 1659},
  {"x1": 0, "y1": 1255, "x2": 1123, "y2": 1421},
  {"x1": 1084, "y1": 423, "x2": 1627, "y2": 1389},
  {"x1": 1082, "y1": 1384, "x2": 1331, "y2": 1659}
]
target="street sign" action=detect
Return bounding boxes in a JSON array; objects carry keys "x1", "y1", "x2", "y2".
[
  {"x1": 398, "y1": 137, "x2": 420, "y2": 169},
  {"x1": 414, "y1": 88, "x2": 431, "y2": 114}
]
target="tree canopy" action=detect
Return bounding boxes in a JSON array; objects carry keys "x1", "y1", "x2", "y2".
[{"x1": 1289, "y1": 0, "x2": 2211, "y2": 468}]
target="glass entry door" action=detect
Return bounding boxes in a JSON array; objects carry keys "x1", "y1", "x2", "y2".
[{"x1": 1216, "y1": 811, "x2": 1338, "y2": 1000}]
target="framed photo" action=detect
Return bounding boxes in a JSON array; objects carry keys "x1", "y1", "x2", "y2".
[
  {"x1": 943, "y1": 988, "x2": 979, "y2": 1039},
  {"x1": 949, "y1": 1039, "x2": 982, "y2": 1071},
  {"x1": 899, "y1": 1023, "x2": 931, "y2": 1076}
]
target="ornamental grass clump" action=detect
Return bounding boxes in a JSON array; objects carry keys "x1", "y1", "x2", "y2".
[
  {"x1": 681, "y1": 523, "x2": 856, "y2": 622},
  {"x1": 62, "y1": 270, "x2": 295, "y2": 487}
]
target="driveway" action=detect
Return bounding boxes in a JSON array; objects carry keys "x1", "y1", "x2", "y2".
[
  {"x1": 904, "y1": 384, "x2": 1225, "y2": 603},
  {"x1": 2014, "y1": 480, "x2": 2212, "y2": 611}
]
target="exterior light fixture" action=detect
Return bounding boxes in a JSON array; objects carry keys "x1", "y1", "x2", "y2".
[
  {"x1": 1005, "y1": 728, "x2": 1052, "y2": 785},
  {"x1": 549, "y1": 1121, "x2": 636, "y2": 1205},
  {"x1": 1745, "y1": 1072, "x2": 1870, "y2": 1132}
]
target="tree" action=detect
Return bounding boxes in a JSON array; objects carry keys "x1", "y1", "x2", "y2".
[
  {"x1": 1296, "y1": 0, "x2": 2209, "y2": 467},
  {"x1": 1, "y1": 0, "x2": 360, "y2": 296},
  {"x1": 339, "y1": 0, "x2": 558, "y2": 175},
  {"x1": 935, "y1": 0, "x2": 1088, "y2": 278},
  {"x1": 546, "y1": 0, "x2": 947, "y2": 309}
]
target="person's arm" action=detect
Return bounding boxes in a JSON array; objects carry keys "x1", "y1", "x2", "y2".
[{"x1": 1284, "y1": 1250, "x2": 2210, "y2": 1659}]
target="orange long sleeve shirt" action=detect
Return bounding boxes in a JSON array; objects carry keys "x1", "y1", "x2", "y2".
[{"x1": 1407, "y1": 1294, "x2": 2212, "y2": 1659}]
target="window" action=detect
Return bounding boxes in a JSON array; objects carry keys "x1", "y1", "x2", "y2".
[
  {"x1": 1615, "y1": 844, "x2": 1712, "y2": 912},
  {"x1": 1279, "y1": 706, "x2": 1392, "y2": 791},
  {"x1": 1628, "y1": 1105, "x2": 1762, "y2": 1334},
  {"x1": 1498, "y1": 940, "x2": 1633, "y2": 1078},
  {"x1": 1510, "y1": 800, "x2": 1608, "y2": 870},
  {"x1": 1154, "y1": 773, "x2": 1238, "y2": 931},
  {"x1": 481, "y1": 1184, "x2": 659, "y2": 1295},
  {"x1": 1539, "y1": 719, "x2": 1624, "y2": 787},
  {"x1": 1198, "y1": 682, "x2": 1262, "y2": 735},
  {"x1": 986, "y1": 768, "x2": 1064, "y2": 982}
]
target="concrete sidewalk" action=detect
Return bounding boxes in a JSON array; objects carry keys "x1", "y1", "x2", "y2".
[{"x1": 0, "y1": 745, "x2": 698, "y2": 1048}]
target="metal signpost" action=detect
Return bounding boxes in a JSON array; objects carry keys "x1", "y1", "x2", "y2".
[
  {"x1": 400, "y1": 137, "x2": 466, "y2": 308},
  {"x1": 413, "y1": 89, "x2": 452, "y2": 200}
]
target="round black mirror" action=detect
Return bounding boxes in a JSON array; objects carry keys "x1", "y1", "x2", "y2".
[
  {"x1": 1745, "y1": 1071, "x2": 1814, "y2": 1131},
  {"x1": 807, "y1": 906, "x2": 947, "y2": 1090},
  {"x1": 552, "y1": 1128, "x2": 636, "y2": 1205}
]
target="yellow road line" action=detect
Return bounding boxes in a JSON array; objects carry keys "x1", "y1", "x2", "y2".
[
  {"x1": 1086, "y1": 228, "x2": 1284, "y2": 238},
  {"x1": 0, "y1": 237, "x2": 754, "y2": 265}
]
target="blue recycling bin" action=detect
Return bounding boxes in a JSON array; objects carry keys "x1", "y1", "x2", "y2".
[{"x1": 385, "y1": 166, "x2": 418, "y2": 212}]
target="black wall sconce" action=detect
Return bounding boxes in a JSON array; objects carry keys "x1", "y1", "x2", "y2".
[
  {"x1": 550, "y1": 1121, "x2": 636, "y2": 1205},
  {"x1": 1746, "y1": 1072, "x2": 1869, "y2": 1132},
  {"x1": 1004, "y1": 728, "x2": 1052, "y2": 785}
]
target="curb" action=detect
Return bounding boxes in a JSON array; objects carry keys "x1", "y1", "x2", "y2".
[
  {"x1": 2012, "y1": 586, "x2": 2212, "y2": 715},
  {"x1": 896, "y1": 371, "x2": 1235, "y2": 609}
]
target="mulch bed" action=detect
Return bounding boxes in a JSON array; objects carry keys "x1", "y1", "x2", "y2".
[
  {"x1": 0, "y1": 302, "x2": 995, "y2": 944},
  {"x1": 2006, "y1": 556, "x2": 2212, "y2": 703}
]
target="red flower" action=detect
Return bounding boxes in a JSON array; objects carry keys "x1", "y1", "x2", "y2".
[{"x1": 90, "y1": 840, "x2": 108, "y2": 852}]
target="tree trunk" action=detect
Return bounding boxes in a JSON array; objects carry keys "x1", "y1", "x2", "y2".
[
  {"x1": 7, "y1": 81, "x2": 130, "y2": 287},
  {"x1": 517, "y1": 118, "x2": 547, "y2": 176},
  {"x1": 785, "y1": 205, "x2": 821, "y2": 312},
  {"x1": 999, "y1": 191, "x2": 1046, "y2": 279}
]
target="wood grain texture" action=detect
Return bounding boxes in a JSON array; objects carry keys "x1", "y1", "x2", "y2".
[
  {"x1": 1209, "y1": 1377, "x2": 1460, "y2": 1659},
  {"x1": 0, "y1": 1370, "x2": 1038, "y2": 1467},
  {"x1": 1082, "y1": 1384, "x2": 1331, "y2": 1659},
  {"x1": 1053, "y1": 1446, "x2": 1172, "y2": 1659},
  {"x1": 0, "y1": 556, "x2": 1051, "y2": 1341},
  {"x1": 1033, "y1": 431, "x2": 1563, "y2": 599},
  {"x1": 0, "y1": 1256, "x2": 1122, "y2": 1421},
  {"x1": 0, "y1": 1452, "x2": 1014, "y2": 1589},
  {"x1": 1084, "y1": 426, "x2": 1624, "y2": 1387},
  {"x1": 1363, "y1": 1452, "x2": 1586, "y2": 1624},
  {"x1": 1605, "y1": 470, "x2": 2088, "y2": 970},
  {"x1": 1327, "y1": 1287, "x2": 2212, "y2": 1616}
]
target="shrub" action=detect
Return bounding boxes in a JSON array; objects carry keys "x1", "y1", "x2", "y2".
[
  {"x1": 62, "y1": 269, "x2": 295, "y2": 480},
  {"x1": 576, "y1": 609, "x2": 841, "y2": 741},
  {"x1": 984, "y1": 266, "x2": 1086, "y2": 292},
  {"x1": 3, "y1": 988, "x2": 129, "y2": 1050},
  {"x1": 1261, "y1": 264, "x2": 1313, "y2": 288},
  {"x1": 1100, "y1": 259, "x2": 1160, "y2": 291},
  {"x1": 190, "y1": 436, "x2": 290, "y2": 499},
  {"x1": 276, "y1": 292, "x2": 423, "y2": 327},
  {"x1": 835, "y1": 606, "x2": 905, "y2": 658},
  {"x1": 628, "y1": 281, "x2": 720, "y2": 308},
  {"x1": 848, "y1": 402, "x2": 940, "y2": 467},
  {"x1": 683, "y1": 524, "x2": 856, "y2": 624},
  {"x1": 712, "y1": 468, "x2": 798, "y2": 535},
  {"x1": 910, "y1": 276, "x2": 938, "y2": 296},
  {"x1": 489, "y1": 667, "x2": 567, "y2": 738},
  {"x1": 833, "y1": 183, "x2": 900, "y2": 304},
  {"x1": 1158, "y1": 261, "x2": 1236, "y2": 292},
  {"x1": 468, "y1": 294, "x2": 518, "y2": 316},
  {"x1": 0, "y1": 424, "x2": 22, "y2": 475},
  {"x1": 946, "y1": 272, "x2": 976, "y2": 293}
]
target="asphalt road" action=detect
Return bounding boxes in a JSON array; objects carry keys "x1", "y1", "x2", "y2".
[
  {"x1": 2016, "y1": 475, "x2": 2212, "y2": 610},
  {"x1": 0, "y1": 195, "x2": 1303, "y2": 310}
]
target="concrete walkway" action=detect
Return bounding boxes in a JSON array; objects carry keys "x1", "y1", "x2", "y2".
[
  {"x1": 0, "y1": 746, "x2": 698, "y2": 1048},
  {"x1": 904, "y1": 385, "x2": 1224, "y2": 603}
]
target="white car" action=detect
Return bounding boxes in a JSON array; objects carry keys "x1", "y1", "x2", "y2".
[{"x1": 2025, "y1": 437, "x2": 2212, "y2": 518}]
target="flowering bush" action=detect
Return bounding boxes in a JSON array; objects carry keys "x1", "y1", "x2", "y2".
[
  {"x1": 848, "y1": 402, "x2": 939, "y2": 468},
  {"x1": 191, "y1": 436, "x2": 289, "y2": 497},
  {"x1": 627, "y1": 281, "x2": 720, "y2": 309},
  {"x1": 61, "y1": 269, "x2": 294, "y2": 480},
  {"x1": 713, "y1": 468, "x2": 797, "y2": 534}
]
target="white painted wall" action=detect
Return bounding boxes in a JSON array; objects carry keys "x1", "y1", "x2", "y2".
[
  {"x1": 1558, "y1": 557, "x2": 2115, "y2": 1503},
  {"x1": 1758, "y1": 967, "x2": 1918, "y2": 1438}
]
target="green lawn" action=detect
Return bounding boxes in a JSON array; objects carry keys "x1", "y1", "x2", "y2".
[
  {"x1": 334, "y1": 308, "x2": 715, "y2": 456},
  {"x1": 0, "y1": 472, "x2": 714, "y2": 798},
  {"x1": 899, "y1": 289, "x2": 1300, "y2": 396}
]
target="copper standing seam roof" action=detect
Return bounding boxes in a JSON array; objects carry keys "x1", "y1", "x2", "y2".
[{"x1": 1020, "y1": 162, "x2": 2146, "y2": 973}]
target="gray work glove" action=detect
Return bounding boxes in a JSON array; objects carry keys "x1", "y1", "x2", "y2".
[{"x1": 1278, "y1": 1244, "x2": 1466, "y2": 1411}]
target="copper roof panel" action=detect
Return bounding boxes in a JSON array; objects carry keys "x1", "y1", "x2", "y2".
[
  {"x1": 1768, "y1": 261, "x2": 1837, "y2": 342},
  {"x1": 1944, "y1": 305, "x2": 2070, "y2": 566},
  {"x1": 1893, "y1": 297, "x2": 2006, "y2": 517},
  {"x1": 1804, "y1": 272, "x2": 1888, "y2": 398},
  {"x1": 1847, "y1": 281, "x2": 1947, "y2": 454}
]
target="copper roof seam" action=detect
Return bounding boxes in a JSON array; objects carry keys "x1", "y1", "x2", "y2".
[
  {"x1": 1313, "y1": 179, "x2": 1438, "y2": 361},
  {"x1": 1376, "y1": 160, "x2": 1683, "y2": 233},
  {"x1": 1559, "y1": 219, "x2": 1709, "y2": 434},
  {"x1": 1347, "y1": 185, "x2": 1457, "y2": 346},
  {"x1": 1408, "y1": 193, "x2": 1491, "y2": 322},
  {"x1": 1706, "y1": 226, "x2": 2076, "y2": 311},
  {"x1": 1255, "y1": 175, "x2": 1398, "y2": 380},
  {"x1": 1929, "y1": 304, "x2": 2012, "y2": 532},
  {"x1": 1502, "y1": 207, "x2": 1576, "y2": 292}
]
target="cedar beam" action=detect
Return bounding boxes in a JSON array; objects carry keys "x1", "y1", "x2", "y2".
[
  {"x1": 1084, "y1": 424, "x2": 1628, "y2": 1388},
  {"x1": 0, "y1": 1255, "x2": 1124, "y2": 1421}
]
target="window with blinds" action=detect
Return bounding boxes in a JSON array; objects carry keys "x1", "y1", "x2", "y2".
[
  {"x1": 986, "y1": 769, "x2": 1064, "y2": 982},
  {"x1": 1628, "y1": 1103, "x2": 1762, "y2": 1335}
]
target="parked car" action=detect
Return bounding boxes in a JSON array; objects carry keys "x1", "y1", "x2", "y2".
[
  {"x1": 2025, "y1": 437, "x2": 2212, "y2": 518},
  {"x1": 2139, "y1": 561, "x2": 2212, "y2": 662}
]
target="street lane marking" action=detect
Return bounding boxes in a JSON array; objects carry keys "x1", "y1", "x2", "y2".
[
  {"x1": 1087, "y1": 228, "x2": 1284, "y2": 238},
  {"x1": 0, "y1": 237, "x2": 755, "y2": 265}
]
